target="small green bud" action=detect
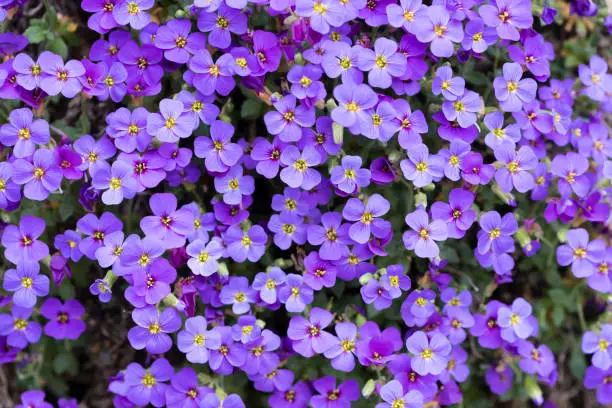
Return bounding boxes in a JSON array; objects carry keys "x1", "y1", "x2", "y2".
[{"x1": 361, "y1": 379, "x2": 376, "y2": 398}]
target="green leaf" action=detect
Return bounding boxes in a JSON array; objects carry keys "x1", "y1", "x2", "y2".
[
  {"x1": 24, "y1": 26, "x2": 47, "y2": 44},
  {"x1": 551, "y1": 305, "x2": 564, "y2": 327},
  {"x1": 59, "y1": 281, "x2": 75, "y2": 300},
  {"x1": 240, "y1": 99, "x2": 262, "y2": 119},
  {"x1": 53, "y1": 353, "x2": 79, "y2": 375},
  {"x1": 47, "y1": 38, "x2": 69, "y2": 59},
  {"x1": 77, "y1": 112, "x2": 91, "y2": 134},
  {"x1": 570, "y1": 346, "x2": 587, "y2": 380}
]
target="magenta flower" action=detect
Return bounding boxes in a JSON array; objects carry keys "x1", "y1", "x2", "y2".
[
  {"x1": 41, "y1": 298, "x2": 86, "y2": 340},
  {"x1": 479, "y1": 0, "x2": 533, "y2": 41},
  {"x1": 287, "y1": 308, "x2": 336, "y2": 357},
  {"x1": 1, "y1": 215, "x2": 49, "y2": 265}
]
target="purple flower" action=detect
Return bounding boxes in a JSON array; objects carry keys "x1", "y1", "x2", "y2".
[
  {"x1": 477, "y1": 211, "x2": 518, "y2": 254},
  {"x1": 462, "y1": 18, "x2": 497, "y2": 53},
  {"x1": 342, "y1": 194, "x2": 390, "y2": 244},
  {"x1": 0, "y1": 162, "x2": 21, "y2": 208},
  {"x1": 288, "y1": 64, "x2": 326, "y2": 100},
  {"x1": 287, "y1": 307, "x2": 336, "y2": 357},
  {"x1": 147, "y1": 99, "x2": 195, "y2": 143},
  {"x1": 431, "y1": 188, "x2": 476, "y2": 239},
  {"x1": 585, "y1": 366, "x2": 612, "y2": 405},
  {"x1": 2, "y1": 215, "x2": 49, "y2": 265},
  {"x1": 493, "y1": 63, "x2": 537, "y2": 112},
  {"x1": 321, "y1": 42, "x2": 363, "y2": 84},
  {"x1": 509, "y1": 35, "x2": 553, "y2": 78},
  {"x1": 90, "y1": 278, "x2": 112, "y2": 303},
  {"x1": 403, "y1": 209, "x2": 448, "y2": 258},
  {"x1": 12, "y1": 148, "x2": 62, "y2": 201},
  {"x1": 54, "y1": 230, "x2": 83, "y2": 262},
  {"x1": 253, "y1": 267, "x2": 287, "y2": 304},
  {"x1": 439, "y1": 139, "x2": 471, "y2": 181},
  {"x1": 376, "y1": 380, "x2": 423, "y2": 408},
  {"x1": 295, "y1": 0, "x2": 346, "y2": 34},
  {"x1": 485, "y1": 365, "x2": 513, "y2": 395},
  {"x1": 155, "y1": 19, "x2": 206, "y2": 63},
  {"x1": 556, "y1": 228, "x2": 605, "y2": 278},
  {"x1": 432, "y1": 66, "x2": 465, "y2": 101},
  {"x1": 323, "y1": 322, "x2": 357, "y2": 372},
  {"x1": 214, "y1": 166, "x2": 255, "y2": 206},
  {"x1": 132, "y1": 258, "x2": 177, "y2": 304},
  {"x1": 127, "y1": 305, "x2": 181, "y2": 354},
  {"x1": 269, "y1": 211, "x2": 307, "y2": 250},
  {"x1": 38, "y1": 52, "x2": 85, "y2": 97},
  {"x1": 186, "y1": 237, "x2": 224, "y2": 276},
  {"x1": 494, "y1": 145, "x2": 537, "y2": 193},
  {"x1": 264, "y1": 95, "x2": 315, "y2": 142},
  {"x1": 484, "y1": 111, "x2": 522, "y2": 149},
  {"x1": 91, "y1": 160, "x2": 137, "y2": 205},
  {"x1": 386, "y1": 0, "x2": 424, "y2": 32},
  {"x1": 166, "y1": 367, "x2": 212, "y2": 408},
  {"x1": 497, "y1": 297, "x2": 534, "y2": 342},
  {"x1": 550, "y1": 152, "x2": 590, "y2": 198},
  {"x1": 202, "y1": 394, "x2": 245, "y2": 408},
  {"x1": 358, "y1": 38, "x2": 406, "y2": 89},
  {"x1": 41, "y1": 298, "x2": 86, "y2": 340},
  {"x1": 405, "y1": 331, "x2": 451, "y2": 375},
  {"x1": 479, "y1": 0, "x2": 533, "y2": 41},
  {"x1": 442, "y1": 90, "x2": 482, "y2": 128},
  {"x1": 0, "y1": 306, "x2": 42, "y2": 348},
  {"x1": 331, "y1": 83, "x2": 378, "y2": 130},
  {"x1": 194, "y1": 119, "x2": 242, "y2": 173},
  {"x1": 106, "y1": 107, "x2": 152, "y2": 153},
  {"x1": 0, "y1": 108, "x2": 50, "y2": 158},
  {"x1": 208, "y1": 326, "x2": 247, "y2": 374},
  {"x1": 400, "y1": 143, "x2": 444, "y2": 187},
  {"x1": 177, "y1": 316, "x2": 222, "y2": 364},
  {"x1": 140, "y1": 193, "x2": 195, "y2": 249},
  {"x1": 224, "y1": 225, "x2": 267, "y2": 263},
  {"x1": 220, "y1": 276, "x2": 256, "y2": 314},
  {"x1": 74, "y1": 134, "x2": 116, "y2": 173},
  {"x1": 413, "y1": 5, "x2": 464, "y2": 58},
  {"x1": 15, "y1": 391, "x2": 53, "y2": 408},
  {"x1": 461, "y1": 152, "x2": 495, "y2": 185},
  {"x1": 113, "y1": 0, "x2": 153, "y2": 29},
  {"x1": 278, "y1": 274, "x2": 313, "y2": 313},
  {"x1": 124, "y1": 358, "x2": 173, "y2": 407},
  {"x1": 303, "y1": 251, "x2": 337, "y2": 290},
  {"x1": 310, "y1": 377, "x2": 359, "y2": 408},
  {"x1": 579, "y1": 55, "x2": 612, "y2": 102},
  {"x1": 279, "y1": 145, "x2": 322, "y2": 190},
  {"x1": 330, "y1": 155, "x2": 371, "y2": 194},
  {"x1": 268, "y1": 381, "x2": 312, "y2": 408},
  {"x1": 197, "y1": 4, "x2": 247, "y2": 49}
]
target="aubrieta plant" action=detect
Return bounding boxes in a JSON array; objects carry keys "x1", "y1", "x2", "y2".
[{"x1": 0, "y1": 0, "x2": 611, "y2": 406}]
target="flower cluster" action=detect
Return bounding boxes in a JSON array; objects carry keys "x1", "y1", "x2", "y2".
[{"x1": 0, "y1": 0, "x2": 611, "y2": 406}]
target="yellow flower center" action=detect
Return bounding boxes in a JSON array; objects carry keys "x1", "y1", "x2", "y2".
[
  {"x1": 236, "y1": 58, "x2": 248, "y2": 68},
  {"x1": 283, "y1": 111, "x2": 295, "y2": 122},
  {"x1": 127, "y1": 1, "x2": 140, "y2": 14},
  {"x1": 216, "y1": 16, "x2": 229, "y2": 29},
  {"x1": 453, "y1": 101, "x2": 465, "y2": 112},
  {"x1": 148, "y1": 323, "x2": 161, "y2": 334},
  {"x1": 449, "y1": 155, "x2": 459, "y2": 166},
  {"x1": 341, "y1": 339, "x2": 355, "y2": 352},
  {"x1": 472, "y1": 32, "x2": 483, "y2": 42},
  {"x1": 389, "y1": 275, "x2": 400, "y2": 287},
  {"x1": 141, "y1": 373, "x2": 156, "y2": 388},
  {"x1": 194, "y1": 334, "x2": 206, "y2": 346},
  {"x1": 18, "y1": 128, "x2": 31, "y2": 140},
  {"x1": 313, "y1": 1, "x2": 327, "y2": 13},
  {"x1": 510, "y1": 313, "x2": 520, "y2": 325},
  {"x1": 361, "y1": 211, "x2": 373, "y2": 224},
  {"x1": 489, "y1": 228, "x2": 501, "y2": 239},
  {"x1": 599, "y1": 339, "x2": 610, "y2": 351},
  {"x1": 241, "y1": 235, "x2": 252, "y2": 247},
  {"x1": 493, "y1": 128, "x2": 505, "y2": 139},
  {"x1": 235, "y1": 292, "x2": 246, "y2": 302},
  {"x1": 416, "y1": 297, "x2": 426, "y2": 306},
  {"x1": 198, "y1": 251, "x2": 209, "y2": 263},
  {"x1": 282, "y1": 224, "x2": 296, "y2": 235},
  {"x1": 592, "y1": 74, "x2": 600, "y2": 84},
  {"x1": 175, "y1": 36, "x2": 187, "y2": 48},
  {"x1": 109, "y1": 177, "x2": 122, "y2": 189},
  {"x1": 104, "y1": 76, "x2": 114, "y2": 87},
  {"x1": 404, "y1": 10, "x2": 414, "y2": 21},
  {"x1": 339, "y1": 57, "x2": 352, "y2": 70},
  {"x1": 138, "y1": 253, "x2": 151, "y2": 266},
  {"x1": 507, "y1": 160, "x2": 519, "y2": 174},
  {"x1": 415, "y1": 161, "x2": 428, "y2": 172},
  {"x1": 33, "y1": 167, "x2": 45, "y2": 179},
  {"x1": 573, "y1": 247, "x2": 587, "y2": 259},
  {"x1": 293, "y1": 159, "x2": 308, "y2": 172},
  {"x1": 434, "y1": 25, "x2": 446, "y2": 37},
  {"x1": 208, "y1": 64, "x2": 220, "y2": 76},
  {"x1": 507, "y1": 81, "x2": 518, "y2": 93},
  {"x1": 420, "y1": 348, "x2": 433, "y2": 359},
  {"x1": 14, "y1": 318, "x2": 28, "y2": 331},
  {"x1": 375, "y1": 55, "x2": 387, "y2": 69},
  {"x1": 21, "y1": 277, "x2": 33, "y2": 288},
  {"x1": 346, "y1": 102, "x2": 359, "y2": 112},
  {"x1": 299, "y1": 76, "x2": 312, "y2": 87},
  {"x1": 419, "y1": 228, "x2": 429, "y2": 239},
  {"x1": 165, "y1": 117, "x2": 176, "y2": 129}
]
